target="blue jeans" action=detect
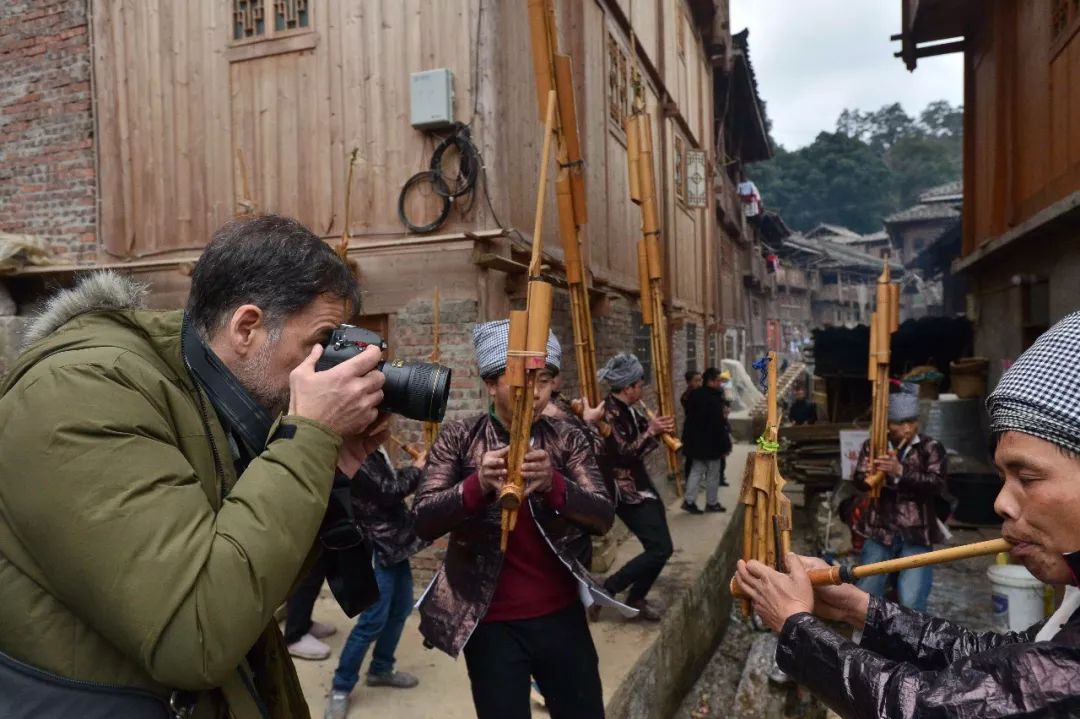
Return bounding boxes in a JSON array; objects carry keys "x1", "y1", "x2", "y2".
[
  {"x1": 857, "y1": 538, "x2": 933, "y2": 611},
  {"x1": 331, "y1": 559, "x2": 414, "y2": 693}
]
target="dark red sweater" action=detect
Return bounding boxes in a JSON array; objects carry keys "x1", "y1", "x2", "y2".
[{"x1": 461, "y1": 471, "x2": 579, "y2": 622}]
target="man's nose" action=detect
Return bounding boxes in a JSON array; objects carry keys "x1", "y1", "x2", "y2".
[{"x1": 994, "y1": 481, "x2": 1019, "y2": 521}]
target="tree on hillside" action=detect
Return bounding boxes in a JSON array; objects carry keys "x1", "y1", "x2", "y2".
[
  {"x1": 749, "y1": 132, "x2": 895, "y2": 233},
  {"x1": 749, "y1": 100, "x2": 963, "y2": 232}
]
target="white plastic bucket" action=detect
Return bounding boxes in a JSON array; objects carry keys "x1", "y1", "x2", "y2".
[{"x1": 987, "y1": 564, "x2": 1046, "y2": 632}]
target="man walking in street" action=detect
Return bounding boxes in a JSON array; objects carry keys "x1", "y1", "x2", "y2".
[
  {"x1": 595, "y1": 353, "x2": 676, "y2": 621},
  {"x1": 681, "y1": 367, "x2": 731, "y2": 514}
]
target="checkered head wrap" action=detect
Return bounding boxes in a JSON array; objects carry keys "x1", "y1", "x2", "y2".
[
  {"x1": 987, "y1": 311, "x2": 1080, "y2": 455},
  {"x1": 472, "y1": 320, "x2": 561, "y2": 379},
  {"x1": 597, "y1": 353, "x2": 645, "y2": 389},
  {"x1": 888, "y1": 385, "x2": 921, "y2": 422}
]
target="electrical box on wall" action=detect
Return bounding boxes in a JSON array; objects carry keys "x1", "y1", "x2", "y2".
[{"x1": 410, "y1": 69, "x2": 455, "y2": 130}]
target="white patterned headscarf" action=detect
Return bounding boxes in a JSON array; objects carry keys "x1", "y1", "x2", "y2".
[
  {"x1": 597, "y1": 353, "x2": 645, "y2": 390},
  {"x1": 472, "y1": 320, "x2": 561, "y2": 379},
  {"x1": 987, "y1": 311, "x2": 1080, "y2": 455}
]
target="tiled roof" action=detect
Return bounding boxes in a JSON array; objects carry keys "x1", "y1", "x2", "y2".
[
  {"x1": 919, "y1": 180, "x2": 963, "y2": 204},
  {"x1": 884, "y1": 202, "x2": 961, "y2": 224}
]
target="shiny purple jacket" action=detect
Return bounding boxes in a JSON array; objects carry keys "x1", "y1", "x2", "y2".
[
  {"x1": 600, "y1": 394, "x2": 660, "y2": 505},
  {"x1": 853, "y1": 434, "x2": 947, "y2": 547},
  {"x1": 350, "y1": 449, "x2": 428, "y2": 566},
  {"x1": 778, "y1": 596, "x2": 1080, "y2": 717},
  {"x1": 413, "y1": 412, "x2": 614, "y2": 657}
]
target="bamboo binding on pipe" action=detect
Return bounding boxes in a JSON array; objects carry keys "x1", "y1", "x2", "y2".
[
  {"x1": 498, "y1": 90, "x2": 559, "y2": 551},
  {"x1": 731, "y1": 538, "x2": 1012, "y2": 598}
]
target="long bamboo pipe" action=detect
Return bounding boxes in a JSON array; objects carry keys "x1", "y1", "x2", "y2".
[
  {"x1": 639, "y1": 402, "x2": 683, "y2": 453},
  {"x1": 389, "y1": 435, "x2": 422, "y2": 461},
  {"x1": 731, "y1": 538, "x2": 1012, "y2": 598}
]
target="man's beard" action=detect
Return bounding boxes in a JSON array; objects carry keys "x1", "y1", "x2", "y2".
[{"x1": 233, "y1": 338, "x2": 289, "y2": 417}]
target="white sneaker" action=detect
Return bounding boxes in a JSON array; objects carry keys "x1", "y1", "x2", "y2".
[
  {"x1": 288, "y1": 633, "x2": 331, "y2": 661},
  {"x1": 310, "y1": 621, "x2": 337, "y2": 639},
  {"x1": 324, "y1": 690, "x2": 349, "y2": 719}
]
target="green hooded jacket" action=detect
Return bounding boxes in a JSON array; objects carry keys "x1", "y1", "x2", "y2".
[{"x1": 0, "y1": 274, "x2": 340, "y2": 717}]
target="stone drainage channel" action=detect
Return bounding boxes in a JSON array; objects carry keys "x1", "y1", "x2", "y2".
[{"x1": 671, "y1": 493, "x2": 1001, "y2": 719}]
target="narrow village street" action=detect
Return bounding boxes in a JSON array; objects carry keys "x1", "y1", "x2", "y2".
[{"x1": 3, "y1": 0, "x2": 1079, "y2": 718}]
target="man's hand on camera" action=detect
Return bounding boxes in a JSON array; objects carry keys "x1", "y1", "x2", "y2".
[
  {"x1": 288, "y1": 343, "x2": 384, "y2": 437},
  {"x1": 337, "y1": 413, "x2": 392, "y2": 478}
]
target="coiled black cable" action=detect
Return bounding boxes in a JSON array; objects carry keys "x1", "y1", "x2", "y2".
[{"x1": 398, "y1": 123, "x2": 481, "y2": 234}]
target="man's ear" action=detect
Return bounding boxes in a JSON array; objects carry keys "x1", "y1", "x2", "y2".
[
  {"x1": 483, "y1": 377, "x2": 498, "y2": 398},
  {"x1": 225, "y1": 304, "x2": 264, "y2": 356}
]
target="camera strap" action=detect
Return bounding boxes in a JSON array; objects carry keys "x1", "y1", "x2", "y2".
[{"x1": 181, "y1": 318, "x2": 273, "y2": 456}]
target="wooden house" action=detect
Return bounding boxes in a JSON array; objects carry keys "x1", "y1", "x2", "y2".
[
  {"x1": 897, "y1": 0, "x2": 1080, "y2": 379},
  {"x1": 1, "y1": 0, "x2": 771, "y2": 434}
]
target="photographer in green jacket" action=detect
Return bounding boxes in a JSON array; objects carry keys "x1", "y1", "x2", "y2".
[{"x1": 0, "y1": 215, "x2": 388, "y2": 718}]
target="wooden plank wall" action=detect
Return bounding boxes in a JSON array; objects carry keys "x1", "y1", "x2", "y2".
[
  {"x1": 92, "y1": 0, "x2": 232, "y2": 258},
  {"x1": 92, "y1": 0, "x2": 490, "y2": 259},
  {"x1": 90, "y1": 0, "x2": 716, "y2": 320},
  {"x1": 966, "y1": 1, "x2": 1080, "y2": 252}
]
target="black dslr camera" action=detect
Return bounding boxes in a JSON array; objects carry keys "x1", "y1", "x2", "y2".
[{"x1": 316, "y1": 325, "x2": 451, "y2": 423}]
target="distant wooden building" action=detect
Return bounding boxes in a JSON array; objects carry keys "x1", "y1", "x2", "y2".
[
  {"x1": 1, "y1": 1, "x2": 771, "y2": 438},
  {"x1": 897, "y1": 0, "x2": 1080, "y2": 380}
]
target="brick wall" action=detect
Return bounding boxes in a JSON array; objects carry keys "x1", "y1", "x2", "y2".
[{"x1": 0, "y1": 0, "x2": 96, "y2": 263}]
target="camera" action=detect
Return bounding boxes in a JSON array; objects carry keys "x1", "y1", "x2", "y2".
[{"x1": 316, "y1": 325, "x2": 452, "y2": 423}]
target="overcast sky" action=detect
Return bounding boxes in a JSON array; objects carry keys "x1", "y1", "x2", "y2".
[{"x1": 730, "y1": 0, "x2": 964, "y2": 150}]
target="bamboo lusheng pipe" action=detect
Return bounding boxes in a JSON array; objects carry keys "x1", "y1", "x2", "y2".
[
  {"x1": 499, "y1": 90, "x2": 559, "y2": 551},
  {"x1": 628, "y1": 110, "x2": 682, "y2": 492},
  {"x1": 389, "y1": 435, "x2": 422, "y2": 461},
  {"x1": 866, "y1": 259, "x2": 900, "y2": 502},
  {"x1": 422, "y1": 287, "x2": 442, "y2": 450},
  {"x1": 569, "y1": 398, "x2": 612, "y2": 438},
  {"x1": 639, "y1": 402, "x2": 683, "y2": 453},
  {"x1": 736, "y1": 352, "x2": 792, "y2": 616},
  {"x1": 731, "y1": 538, "x2": 1013, "y2": 599},
  {"x1": 527, "y1": 0, "x2": 603, "y2": 413},
  {"x1": 863, "y1": 434, "x2": 911, "y2": 497}
]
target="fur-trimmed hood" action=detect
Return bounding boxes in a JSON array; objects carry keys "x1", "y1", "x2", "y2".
[{"x1": 22, "y1": 271, "x2": 148, "y2": 348}]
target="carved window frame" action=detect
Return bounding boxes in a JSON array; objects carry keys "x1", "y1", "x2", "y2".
[
  {"x1": 231, "y1": 0, "x2": 312, "y2": 44},
  {"x1": 607, "y1": 31, "x2": 631, "y2": 138},
  {"x1": 228, "y1": 0, "x2": 316, "y2": 62},
  {"x1": 674, "y1": 134, "x2": 686, "y2": 206},
  {"x1": 1051, "y1": 0, "x2": 1080, "y2": 59}
]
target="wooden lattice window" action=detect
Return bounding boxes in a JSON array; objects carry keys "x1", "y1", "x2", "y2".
[
  {"x1": 632, "y1": 311, "x2": 654, "y2": 380},
  {"x1": 233, "y1": 0, "x2": 310, "y2": 42},
  {"x1": 676, "y1": 3, "x2": 687, "y2": 60},
  {"x1": 1051, "y1": 0, "x2": 1080, "y2": 52},
  {"x1": 607, "y1": 33, "x2": 630, "y2": 130},
  {"x1": 674, "y1": 135, "x2": 686, "y2": 204},
  {"x1": 686, "y1": 322, "x2": 698, "y2": 372}
]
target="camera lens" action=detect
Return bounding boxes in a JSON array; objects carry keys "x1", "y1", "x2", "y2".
[{"x1": 377, "y1": 359, "x2": 452, "y2": 422}]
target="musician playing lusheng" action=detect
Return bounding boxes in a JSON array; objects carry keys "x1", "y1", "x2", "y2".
[
  {"x1": 851, "y1": 388, "x2": 947, "y2": 611},
  {"x1": 413, "y1": 321, "x2": 613, "y2": 719},
  {"x1": 735, "y1": 312, "x2": 1080, "y2": 717},
  {"x1": 594, "y1": 353, "x2": 675, "y2": 621}
]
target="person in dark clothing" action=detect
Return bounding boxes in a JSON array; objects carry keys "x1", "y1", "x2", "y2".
[
  {"x1": 413, "y1": 321, "x2": 614, "y2": 719},
  {"x1": 596, "y1": 353, "x2": 676, "y2": 622},
  {"x1": 284, "y1": 565, "x2": 337, "y2": 660},
  {"x1": 788, "y1": 385, "x2": 818, "y2": 425},
  {"x1": 734, "y1": 313, "x2": 1080, "y2": 718},
  {"x1": 681, "y1": 369, "x2": 703, "y2": 483},
  {"x1": 323, "y1": 443, "x2": 430, "y2": 719},
  {"x1": 681, "y1": 367, "x2": 732, "y2": 514}
]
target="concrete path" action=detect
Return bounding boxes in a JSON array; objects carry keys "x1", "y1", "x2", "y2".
[{"x1": 293, "y1": 443, "x2": 754, "y2": 718}]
